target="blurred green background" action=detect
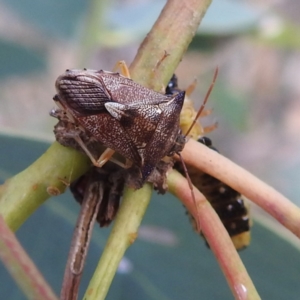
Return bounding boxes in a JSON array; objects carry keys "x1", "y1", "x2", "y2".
[{"x1": 0, "y1": 0, "x2": 300, "y2": 299}]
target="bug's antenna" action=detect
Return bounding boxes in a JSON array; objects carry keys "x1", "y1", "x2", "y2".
[
  {"x1": 185, "y1": 67, "x2": 218, "y2": 138},
  {"x1": 177, "y1": 152, "x2": 201, "y2": 232}
]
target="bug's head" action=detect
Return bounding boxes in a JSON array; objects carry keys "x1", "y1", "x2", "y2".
[{"x1": 54, "y1": 69, "x2": 111, "y2": 116}]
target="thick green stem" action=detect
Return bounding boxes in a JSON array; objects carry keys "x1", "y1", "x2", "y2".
[
  {"x1": 0, "y1": 142, "x2": 90, "y2": 231},
  {"x1": 83, "y1": 184, "x2": 152, "y2": 300},
  {"x1": 130, "y1": 0, "x2": 212, "y2": 89}
]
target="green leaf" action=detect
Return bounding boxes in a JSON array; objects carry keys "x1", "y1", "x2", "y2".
[
  {"x1": 3, "y1": 0, "x2": 88, "y2": 38},
  {"x1": 0, "y1": 39, "x2": 46, "y2": 78}
]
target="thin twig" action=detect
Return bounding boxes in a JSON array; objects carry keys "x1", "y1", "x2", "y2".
[
  {"x1": 130, "y1": 0, "x2": 212, "y2": 89},
  {"x1": 60, "y1": 177, "x2": 103, "y2": 300},
  {"x1": 180, "y1": 139, "x2": 300, "y2": 238},
  {"x1": 0, "y1": 215, "x2": 58, "y2": 300},
  {"x1": 168, "y1": 171, "x2": 260, "y2": 300}
]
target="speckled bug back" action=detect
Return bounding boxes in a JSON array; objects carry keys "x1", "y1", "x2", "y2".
[{"x1": 53, "y1": 68, "x2": 186, "y2": 184}]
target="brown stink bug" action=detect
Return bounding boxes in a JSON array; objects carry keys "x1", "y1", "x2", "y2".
[
  {"x1": 52, "y1": 64, "x2": 224, "y2": 299},
  {"x1": 52, "y1": 62, "x2": 185, "y2": 186}
]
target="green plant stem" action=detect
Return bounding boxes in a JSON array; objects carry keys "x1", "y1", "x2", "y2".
[
  {"x1": 0, "y1": 142, "x2": 90, "y2": 231},
  {"x1": 181, "y1": 139, "x2": 300, "y2": 238},
  {"x1": 83, "y1": 184, "x2": 152, "y2": 300},
  {"x1": 130, "y1": 0, "x2": 212, "y2": 89}
]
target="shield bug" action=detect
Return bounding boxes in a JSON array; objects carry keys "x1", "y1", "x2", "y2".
[
  {"x1": 166, "y1": 74, "x2": 251, "y2": 250},
  {"x1": 52, "y1": 63, "x2": 185, "y2": 187},
  {"x1": 52, "y1": 64, "x2": 221, "y2": 297}
]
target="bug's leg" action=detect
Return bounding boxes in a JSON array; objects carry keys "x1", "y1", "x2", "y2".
[
  {"x1": 203, "y1": 122, "x2": 218, "y2": 134},
  {"x1": 199, "y1": 108, "x2": 213, "y2": 118},
  {"x1": 74, "y1": 134, "x2": 130, "y2": 169},
  {"x1": 186, "y1": 81, "x2": 213, "y2": 118},
  {"x1": 108, "y1": 158, "x2": 132, "y2": 169},
  {"x1": 72, "y1": 135, "x2": 114, "y2": 168},
  {"x1": 113, "y1": 60, "x2": 131, "y2": 79},
  {"x1": 95, "y1": 148, "x2": 116, "y2": 167},
  {"x1": 185, "y1": 78, "x2": 197, "y2": 96}
]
